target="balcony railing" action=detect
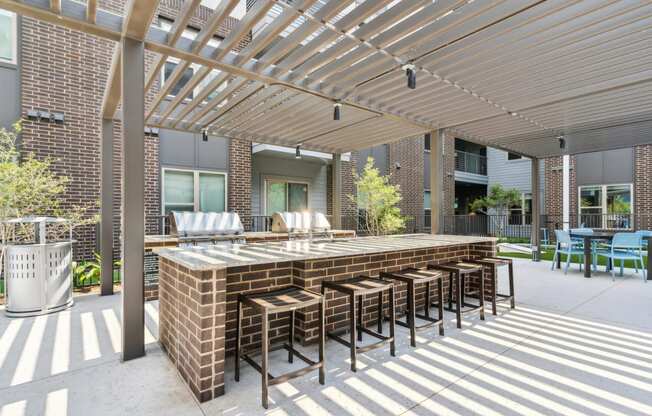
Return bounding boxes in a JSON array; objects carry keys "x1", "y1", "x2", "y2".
[{"x1": 455, "y1": 150, "x2": 487, "y2": 175}]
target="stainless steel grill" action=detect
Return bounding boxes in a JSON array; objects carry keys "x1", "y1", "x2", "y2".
[
  {"x1": 168, "y1": 211, "x2": 245, "y2": 246},
  {"x1": 271, "y1": 212, "x2": 333, "y2": 241}
]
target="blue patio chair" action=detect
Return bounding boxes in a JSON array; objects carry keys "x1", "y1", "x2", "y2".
[
  {"x1": 570, "y1": 228, "x2": 599, "y2": 271},
  {"x1": 635, "y1": 230, "x2": 652, "y2": 265},
  {"x1": 540, "y1": 228, "x2": 549, "y2": 246},
  {"x1": 551, "y1": 230, "x2": 587, "y2": 274},
  {"x1": 595, "y1": 232, "x2": 646, "y2": 282}
]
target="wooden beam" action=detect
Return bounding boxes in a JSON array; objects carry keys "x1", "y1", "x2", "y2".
[
  {"x1": 86, "y1": 0, "x2": 97, "y2": 23},
  {"x1": 50, "y1": 0, "x2": 61, "y2": 14},
  {"x1": 101, "y1": 46, "x2": 122, "y2": 119},
  {"x1": 531, "y1": 158, "x2": 541, "y2": 261},
  {"x1": 122, "y1": 0, "x2": 159, "y2": 40},
  {"x1": 121, "y1": 36, "x2": 146, "y2": 361},
  {"x1": 100, "y1": 118, "x2": 114, "y2": 296}
]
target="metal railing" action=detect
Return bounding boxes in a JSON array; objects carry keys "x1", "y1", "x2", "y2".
[
  {"x1": 440, "y1": 213, "x2": 652, "y2": 243},
  {"x1": 455, "y1": 150, "x2": 487, "y2": 175}
]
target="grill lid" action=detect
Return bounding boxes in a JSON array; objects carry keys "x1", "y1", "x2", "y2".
[
  {"x1": 271, "y1": 212, "x2": 331, "y2": 233},
  {"x1": 169, "y1": 211, "x2": 244, "y2": 237}
]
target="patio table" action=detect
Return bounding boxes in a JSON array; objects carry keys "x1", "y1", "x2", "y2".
[{"x1": 565, "y1": 232, "x2": 651, "y2": 279}]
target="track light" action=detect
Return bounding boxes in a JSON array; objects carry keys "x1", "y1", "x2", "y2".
[
  {"x1": 295, "y1": 145, "x2": 302, "y2": 159},
  {"x1": 333, "y1": 102, "x2": 341, "y2": 121},
  {"x1": 202, "y1": 130, "x2": 208, "y2": 142},
  {"x1": 402, "y1": 64, "x2": 416, "y2": 89},
  {"x1": 558, "y1": 135, "x2": 565, "y2": 150}
]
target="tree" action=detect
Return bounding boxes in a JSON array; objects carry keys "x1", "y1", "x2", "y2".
[
  {"x1": 0, "y1": 122, "x2": 97, "y2": 247},
  {"x1": 469, "y1": 184, "x2": 521, "y2": 238},
  {"x1": 349, "y1": 157, "x2": 406, "y2": 236}
]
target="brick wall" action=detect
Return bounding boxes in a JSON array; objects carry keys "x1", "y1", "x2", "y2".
[
  {"x1": 442, "y1": 131, "x2": 456, "y2": 216},
  {"x1": 228, "y1": 138, "x2": 252, "y2": 227},
  {"x1": 634, "y1": 145, "x2": 652, "y2": 230},
  {"x1": 326, "y1": 159, "x2": 357, "y2": 218},
  {"x1": 388, "y1": 136, "x2": 425, "y2": 222},
  {"x1": 18, "y1": 0, "x2": 246, "y2": 260}
]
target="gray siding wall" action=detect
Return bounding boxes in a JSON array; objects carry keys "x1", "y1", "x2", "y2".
[
  {"x1": 159, "y1": 129, "x2": 229, "y2": 172},
  {"x1": 251, "y1": 155, "x2": 328, "y2": 215},
  {"x1": 357, "y1": 145, "x2": 388, "y2": 175},
  {"x1": 487, "y1": 148, "x2": 545, "y2": 210},
  {"x1": 575, "y1": 148, "x2": 633, "y2": 186}
]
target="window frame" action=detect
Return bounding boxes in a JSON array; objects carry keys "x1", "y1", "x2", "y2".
[
  {"x1": 578, "y1": 183, "x2": 634, "y2": 230},
  {"x1": 508, "y1": 193, "x2": 532, "y2": 225},
  {"x1": 262, "y1": 176, "x2": 311, "y2": 215},
  {"x1": 0, "y1": 9, "x2": 17, "y2": 65},
  {"x1": 161, "y1": 167, "x2": 228, "y2": 214}
]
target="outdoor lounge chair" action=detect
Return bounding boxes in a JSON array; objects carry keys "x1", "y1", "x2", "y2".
[{"x1": 595, "y1": 232, "x2": 646, "y2": 281}]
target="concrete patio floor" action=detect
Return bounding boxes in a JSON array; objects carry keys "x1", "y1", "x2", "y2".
[{"x1": 1, "y1": 258, "x2": 652, "y2": 416}]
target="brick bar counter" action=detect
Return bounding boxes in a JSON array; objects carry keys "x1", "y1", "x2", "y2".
[
  {"x1": 143, "y1": 230, "x2": 356, "y2": 300},
  {"x1": 157, "y1": 234, "x2": 496, "y2": 402}
]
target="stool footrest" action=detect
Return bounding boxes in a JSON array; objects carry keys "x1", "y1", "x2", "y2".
[
  {"x1": 444, "y1": 302, "x2": 484, "y2": 315},
  {"x1": 327, "y1": 328, "x2": 393, "y2": 354},
  {"x1": 241, "y1": 343, "x2": 323, "y2": 387}
]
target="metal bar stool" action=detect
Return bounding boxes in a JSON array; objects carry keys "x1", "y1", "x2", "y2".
[
  {"x1": 428, "y1": 262, "x2": 485, "y2": 329},
  {"x1": 321, "y1": 276, "x2": 396, "y2": 372},
  {"x1": 235, "y1": 285, "x2": 325, "y2": 409},
  {"x1": 379, "y1": 268, "x2": 445, "y2": 347},
  {"x1": 467, "y1": 257, "x2": 515, "y2": 315}
]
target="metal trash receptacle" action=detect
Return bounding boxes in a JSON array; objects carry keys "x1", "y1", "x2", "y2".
[{"x1": 2, "y1": 217, "x2": 74, "y2": 317}]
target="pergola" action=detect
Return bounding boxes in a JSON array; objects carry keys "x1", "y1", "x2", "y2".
[{"x1": 2, "y1": 0, "x2": 651, "y2": 360}]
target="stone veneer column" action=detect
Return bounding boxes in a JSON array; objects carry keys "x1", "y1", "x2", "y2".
[{"x1": 158, "y1": 258, "x2": 227, "y2": 402}]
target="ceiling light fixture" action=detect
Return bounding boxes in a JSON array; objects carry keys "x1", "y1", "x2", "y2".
[
  {"x1": 295, "y1": 145, "x2": 302, "y2": 159},
  {"x1": 402, "y1": 64, "x2": 416, "y2": 89},
  {"x1": 558, "y1": 135, "x2": 566, "y2": 150},
  {"x1": 202, "y1": 130, "x2": 208, "y2": 142},
  {"x1": 333, "y1": 102, "x2": 341, "y2": 121}
]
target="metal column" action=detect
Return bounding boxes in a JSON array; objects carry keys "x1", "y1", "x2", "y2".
[
  {"x1": 430, "y1": 130, "x2": 443, "y2": 234},
  {"x1": 121, "y1": 37, "x2": 145, "y2": 361},
  {"x1": 531, "y1": 158, "x2": 541, "y2": 262},
  {"x1": 332, "y1": 153, "x2": 342, "y2": 229},
  {"x1": 100, "y1": 118, "x2": 114, "y2": 296}
]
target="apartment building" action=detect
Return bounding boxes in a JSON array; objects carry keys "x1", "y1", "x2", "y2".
[{"x1": 2, "y1": 1, "x2": 650, "y2": 264}]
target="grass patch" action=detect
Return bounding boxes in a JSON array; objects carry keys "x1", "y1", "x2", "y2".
[{"x1": 499, "y1": 250, "x2": 647, "y2": 269}]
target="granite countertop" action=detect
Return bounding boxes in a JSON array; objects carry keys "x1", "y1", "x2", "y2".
[
  {"x1": 157, "y1": 234, "x2": 496, "y2": 271},
  {"x1": 145, "y1": 229, "x2": 355, "y2": 245}
]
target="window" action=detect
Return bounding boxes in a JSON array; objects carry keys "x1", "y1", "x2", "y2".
[
  {"x1": 265, "y1": 179, "x2": 308, "y2": 214},
  {"x1": 579, "y1": 184, "x2": 632, "y2": 229},
  {"x1": 162, "y1": 169, "x2": 226, "y2": 214},
  {"x1": 424, "y1": 134, "x2": 431, "y2": 151},
  {"x1": 424, "y1": 191, "x2": 431, "y2": 211},
  {"x1": 163, "y1": 60, "x2": 195, "y2": 99},
  {"x1": 158, "y1": 17, "x2": 222, "y2": 100},
  {"x1": 508, "y1": 193, "x2": 532, "y2": 225},
  {"x1": 0, "y1": 9, "x2": 16, "y2": 64},
  {"x1": 507, "y1": 152, "x2": 522, "y2": 160}
]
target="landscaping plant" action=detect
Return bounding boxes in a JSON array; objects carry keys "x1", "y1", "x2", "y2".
[
  {"x1": 470, "y1": 184, "x2": 522, "y2": 239},
  {"x1": 350, "y1": 157, "x2": 406, "y2": 236}
]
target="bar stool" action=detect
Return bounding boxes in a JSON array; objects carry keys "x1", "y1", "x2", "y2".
[
  {"x1": 428, "y1": 262, "x2": 485, "y2": 329},
  {"x1": 467, "y1": 257, "x2": 515, "y2": 315},
  {"x1": 379, "y1": 268, "x2": 445, "y2": 347},
  {"x1": 235, "y1": 285, "x2": 325, "y2": 409},
  {"x1": 321, "y1": 276, "x2": 396, "y2": 372}
]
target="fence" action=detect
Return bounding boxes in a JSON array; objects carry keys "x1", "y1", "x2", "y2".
[
  {"x1": 455, "y1": 150, "x2": 487, "y2": 175},
  {"x1": 441, "y1": 213, "x2": 652, "y2": 243}
]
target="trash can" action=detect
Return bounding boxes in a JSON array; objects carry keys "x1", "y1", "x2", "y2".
[{"x1": 2, "y1": 217, "x2": 74, "y2": 317}]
